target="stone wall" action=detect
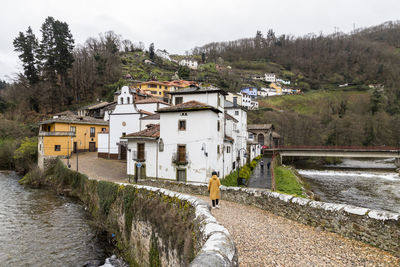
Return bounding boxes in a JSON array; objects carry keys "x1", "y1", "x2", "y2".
[
  {"x1": 34, "y1": 159, "x2": 237, "y2": 266},
  {"x1": 138, "y1": 179, "x2": 400, "y2": 258}
]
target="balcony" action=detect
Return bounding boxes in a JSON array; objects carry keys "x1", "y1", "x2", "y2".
[
  {"x1": 172, "y1": 152, "x2": 189, "y2": 165},
  {"x1": 39, "y1": 131, "x2": 76, "y2": 137},
  {"x1": 133, "y1": 151, "x2": 146, "y2": 162}
]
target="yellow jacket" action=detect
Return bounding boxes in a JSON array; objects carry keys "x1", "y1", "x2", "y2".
[{"x1": 208, "y1": 175, "x2": 221, "y2": 200}]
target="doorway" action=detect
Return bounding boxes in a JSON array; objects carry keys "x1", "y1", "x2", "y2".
[{"x1": 89, "y1": 142, "x2": 96, "y2": 152}]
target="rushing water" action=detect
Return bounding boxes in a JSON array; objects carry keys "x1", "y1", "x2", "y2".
[
  {"x1": 0, "y1": 171, "x2": 111, "y2": 266},
  {"x1": 297, "y1": 159, "x2": 400, "y2": 213}
]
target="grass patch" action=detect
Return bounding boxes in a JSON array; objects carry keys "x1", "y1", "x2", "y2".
[{"x1": 274, "y1": 166, "x2": 305, "y2": 197}]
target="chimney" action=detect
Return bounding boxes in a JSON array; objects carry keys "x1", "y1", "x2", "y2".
[{"x1": 233, "y1": 97, "x2": 238, "y2": 107}]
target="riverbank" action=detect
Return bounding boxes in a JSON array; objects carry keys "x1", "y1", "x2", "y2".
[{"x1": 20, "y1": 159, "x2": 237, "y2": 266}]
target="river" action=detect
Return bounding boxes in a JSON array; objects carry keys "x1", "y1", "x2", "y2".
[
  {"x1": 296, "y1": 158, "x2": 400, "y2": 213},
  {"x1": 0, "y1": 171, "x2": 114, "y2": 266}
]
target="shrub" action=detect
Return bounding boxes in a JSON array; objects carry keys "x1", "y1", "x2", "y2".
[
  {"x1": 18, "y1": 166, "x2": 44, "y2": 187},
  {"x1": 220, "y1": 170, "x2": 239, "y2": 186},
  {"x1": 13, "y1": 137, "x2": 37, "y2": 174},
  {"x1": 0, "y1": 138, "x2": 17, "y2": 169}
]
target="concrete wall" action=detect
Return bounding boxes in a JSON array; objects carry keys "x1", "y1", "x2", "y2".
[{"x1": 138, "y1": 179, "x2": 400, "y2": 258}]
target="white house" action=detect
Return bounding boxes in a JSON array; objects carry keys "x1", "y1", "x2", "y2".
[
  {"x1": 179, "y1": 59, "x2": 198, "y2": 70},
  {"x1": 125, "y1": 85, "x2": 262, "y2": 183},
  {"x1": 239, "y1": 92, "x2": 258, "y2": 110},
  {"x1": 276, "y1": 78, "x2": 291, "y2": 85},
  {"x1": 265, "y1": 73, "x2": 276, "y2": 83},
  {"x1": 226, "y1": 92, "x2": 242, "y2": 106},
  {"x1": 98, "y1": 86, "x2": 169, "y2": 159},
  {"x1": 155, "y1": 49, "x2": 171, "y2": 61}
]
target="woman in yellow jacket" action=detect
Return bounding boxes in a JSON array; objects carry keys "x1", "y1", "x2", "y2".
[{"x1": 208, "y1": 171, "x2": 221, "y2": 209}]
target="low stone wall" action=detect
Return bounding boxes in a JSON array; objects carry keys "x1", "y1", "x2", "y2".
[
  {"x1": 138, "y1": 179, "x2": 400, "y2": 257},
  {"x1": 32, "y1": 160, "x2": 237, "y2": 266}
]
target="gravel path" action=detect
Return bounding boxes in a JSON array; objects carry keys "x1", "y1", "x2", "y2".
[
  {"x1": 195, "y1": 195, "x2": 399, "y2": 267},
  {"x1": 63, "y1": 153, "x2": 399, "y2": 266}
]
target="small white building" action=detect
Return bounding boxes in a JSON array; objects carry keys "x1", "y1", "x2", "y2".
[
  {"x1": 179, "y1": 59, "x2": 198, "y2": 70},
  {"x1": 276, "y1": 78, "x2": 291, "y2": 85},
  {"x1": 265, "y1": 73, "x2": 276, "y2": 83},
  {"x1": 155, "y1": 49, "x2": 171, "y2": 61},
  {"x1": 239, "y1": 92, "x2": 258, "y2": 110}
]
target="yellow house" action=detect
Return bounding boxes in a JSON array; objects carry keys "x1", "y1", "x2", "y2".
[
  {"x1": 269, "y1": 83, "x2": 282, "y2": 94},
  {"x1": 38, "y1": 115, "x2": 109, "y2": 158},
  {"x1": 137, "y1": 81, "x2": 174, "y2": 98}
]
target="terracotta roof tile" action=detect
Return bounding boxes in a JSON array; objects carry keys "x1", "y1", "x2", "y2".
[
  {"x1": 157, "y1": 100, "x2": 221, "y2": 113},
  {"x1": 126, "y1": 124, "x2": 160, "y2": 138},
  {"x1": 139, "y1": 109, "x2": 154, "y2": 116},
  {"x1": 135, "y1": 98, "x2": 170, "y2": 105}
]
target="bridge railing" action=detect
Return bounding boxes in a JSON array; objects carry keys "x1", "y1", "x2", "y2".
[{"x1": 269, "y1": 145, "x2": 400, "y2": 151}]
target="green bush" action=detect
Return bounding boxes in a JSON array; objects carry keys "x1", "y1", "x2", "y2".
[
  {"x1": 98, "y1": 180, "x2": 119, "y2": 215},
  {"x1": 220, "y1": 170, "x2": 239, "y2": 186},
  {"x1": 0, "y1": 138, "x2": 17, "y2": 169},
  {"x1": 239, "y1": 165, "x2": 251, "y2": 180},
  {"x1": 13, "y1": 137, "x2": 37, "y2": 174}
]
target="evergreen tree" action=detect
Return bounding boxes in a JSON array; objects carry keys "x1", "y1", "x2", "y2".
[
  {"x1": 149, "y1": 43, "x2": 155, "y2": 61},
  {"x1": 38, "y1": 16, "x2": 75, "y2": 82},
  {"x1": 13, "y1": 27, "x2": 39, "y2": 84}
]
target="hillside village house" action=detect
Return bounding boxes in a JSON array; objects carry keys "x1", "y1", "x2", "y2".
[
  {"x1": 179, "y1": 59, "x2": 198, "y2": 70},
  {"x1": 226, "y1": 92, "x2": 243, "y2": 106},
  {"x1": 38, "y1": 115, "x2": 108, "y2": 169},
  {"x1": 134, "y1": 80, "x2": 197, "y2": 102},
  {"x1": 240, "y1": 87, "x2": 258, "y2": 98},
  {"x1": 125, "y1": 85, "x2": 258, "y2": 183},
  {"x1": 265, "y1": 73, "x2": 276, "y2": 83},
  {"x1": 240, "y1": 92, "x2": 259, "y2": 110},
  {"x1": 98, "y1": 86, "x2": 170, "y2": 159}
]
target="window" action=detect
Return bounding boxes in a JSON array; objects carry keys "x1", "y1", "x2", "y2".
[
  {"x1": 227, "y1": 146, "x2": 231, "y2": 153},
  {"x1": 175, "y1": 97, "x2": 183, "y2": 105},
  {"x1": 178, "y1": 120, "x2": 186, "y2": 131},
  {"x1": 70, "y1": 126, "x2": 76, "y2": 133},
  {"x1": 217, "y1": 145, "x2": 220, "y2": 154},
  {"x1": 159, "y1": 85, "x2": 162, "y2": 88},
  {"x1": 120, "y1": 98, "x2": 124, "y2": 104},
  {"x1": 127, "y1": 97, "x2": 130, "y2": 104},
  {"x1": 151, "y1": 91, "x2": 157, "y2": 94},
  {"x1": 235, "y1": 111, "x2": 239, "y2": 116},
  {"x1": 164, "y1": 86, "x2": 168, "y2": 89},
  {"x1": 178, "y1": 145, "x2": 186, "y2": 163},
  {"x1": 177, "y1": 169, "x2": 186, "y2": 182},
  {"x1": 159, "y1": 91, "x2": 162, "y2": 95},
  {"x1": 101, "y1": 128, "x2": 107, "y2": 132},
  {"x1": 55, "y1": 145, "x2": 61, "y2": 151},
  {"x1": 149, "y1": 84, "x2": 157, "y2": 88},
  {"x1": 217, "y1": 121, "x2": 220, "y2": 131},
  {"x1": 180, "y1": 112, "x2": 187, "y2": 116},
  {"x1": 122, "y1": 132, "x2": 126, "y2": 137},
  {"x1": 90, "y1": 127, "x2": 95, "y2": 137},
  {"x1": 137, "y1": 143, "x2": 145, "y2": 161},
  {"x1": 217, "y1": 93, "x2": 220, "y2": 106}
]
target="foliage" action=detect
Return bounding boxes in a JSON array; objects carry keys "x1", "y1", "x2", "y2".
[
  {"x1": 178, "y1": 66, "x2": 190, "y2": 79},
  {"x1": 123, "y1": 185, "x2": 136, "y2": 240},
  {"x1": 13, "y1": 137, "x2": 37, "y2": 174},
  {"x1": 13, "y1": 27, "x2": 39, "y2": 84},
  {"x1": 18, "y1": 166, "x2": 44, "y2": 187},
  {"x1": 149, "y1": 43, "x2": 155, "y2": 61},
  {"x1": 97, "y1": 180, "x2": 119, "y2": 215},
  {"x1": 274, "y1": 166, "x2": 305, "y2": 197},
  {"x1": 0, "y1": 139, "x2": 17, "y2": 170},
  {"x1": 149, "y1": 231, "x2": 161, "y2": 267},
  {"x1": 220, "y1": 170, "x2": 239, "y2": 186}
]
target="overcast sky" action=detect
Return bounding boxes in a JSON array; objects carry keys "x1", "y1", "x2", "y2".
[{"x1": 1, "y1": 0, "x2": 399, "y2": 81}]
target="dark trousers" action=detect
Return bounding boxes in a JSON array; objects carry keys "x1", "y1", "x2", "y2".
[{"x1": 212, "y1": 199, "x2": 219, "y2": 207}]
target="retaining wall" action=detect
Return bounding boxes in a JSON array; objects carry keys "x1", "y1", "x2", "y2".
[
  {"x1": 29, "y1": 160, "x2": 237, "y2": 266},
  {"x1": 138, "y1": 179, "x2": 400, "y2": 257}
]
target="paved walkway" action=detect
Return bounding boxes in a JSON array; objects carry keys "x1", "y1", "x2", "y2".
[
  {"x1": 248, "y1": 158, "x2": 272, "y2": 189},
  {"x1": 64, "y1": 153, "x2": 400, "y2": 266}
]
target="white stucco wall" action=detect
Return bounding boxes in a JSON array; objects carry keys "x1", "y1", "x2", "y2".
[
  {"x1": 98, "y1": 133, "x2": 109, "y2": 153},
  {"x1": 158, "y1": 110, "x2": 224, "y2": 183},
  {"x1": 171, "y1": 92, "x2": 224, "y2": 111},
  {"x1": 127, "y1": 140, "x2": 158, "y2": 177}
]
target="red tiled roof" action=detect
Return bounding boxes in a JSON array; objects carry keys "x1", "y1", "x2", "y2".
[
  {"x1": 135, "y1": 98, "x2": 170, "y2": 105},
  {"x1": 225, "y1": 112, "x2": 238, "y2": 123},
  {"x1": 157, "y1": 100, "x2": 221, "y2": 113},
  {"x1": 126, "y1": 124, "x2": 160, "y2": 138},
  {"x1": 139, "y1": 109, "x2": 154, "y2": 116}
]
